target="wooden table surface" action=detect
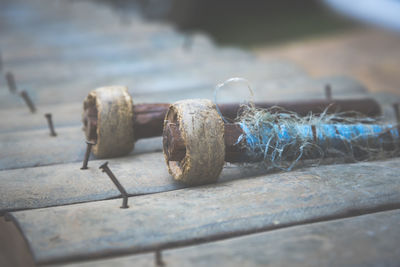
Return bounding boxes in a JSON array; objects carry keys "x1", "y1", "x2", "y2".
[{"x1": 0, "y1": 1, "x2": 399, "y2": 266}]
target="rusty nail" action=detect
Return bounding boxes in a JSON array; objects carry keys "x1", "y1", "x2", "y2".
[
  {"x1": 99, "y1": 162, "x2": 129, "y2": 209},
  {"x1": 81, "y1": 140, "x2": 96, "y2": 170},
  {"x1": 325, "y1": 84, "x2": 332, "y2": 101},
  {"x1": 20, "y1": 90, "x2": 36, "y2": 113},
  {"x1": 393, "y1": 103, "x2": 400, "y2": 123},
  {"x1": 5, "y1": 72, "x2": 17, "y2": 93},
  {"x1": 0, "y1": 50, "x2": 3, "y2": 73},
  {"x1": 44, "y1": 113, "x2": 57, "y2": 137},
  {"x1": 155, "y1": 250, "x2": 165, "y2": 266}
]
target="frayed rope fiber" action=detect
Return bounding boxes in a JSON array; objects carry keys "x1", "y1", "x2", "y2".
[{"x1": 236, "y1": 105, "x2": 400, "y2": 170}]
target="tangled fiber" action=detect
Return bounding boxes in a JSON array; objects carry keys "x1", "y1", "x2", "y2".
[
  {"x1": 235, "y1": 104, "x2": 400, "y2": 171},
  {"x1": 214, "y1": 77, "x2": 400, "y2": 171}
]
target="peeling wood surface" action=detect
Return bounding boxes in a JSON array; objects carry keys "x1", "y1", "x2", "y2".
[
  {"x1": 8, "y1": 158, "x2": 400, "y2": 264},
  {"x1": 63, "y1": 209, "x2": 400, "y2": 267}
]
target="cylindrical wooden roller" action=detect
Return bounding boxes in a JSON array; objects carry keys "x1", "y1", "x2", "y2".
[
  {"x1": 83, "y1": 86, "x2": 381, "y2": 158},
  {"x1": 163, "y1": 99, "x2": 225, "y2": 185},
  {"x1": 83, "y1": 86, "x2": 170, "y2": 158},
  {"x1": 82, "y1": 86, "x2": 135, "y2": 158}
]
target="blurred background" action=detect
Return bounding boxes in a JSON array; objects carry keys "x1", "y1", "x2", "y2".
[
  {"x1": 93, "y1": 0, "x2": 400, "y2": 46},
  {"x1": 90, "y1": 0, "x2": 400, "y2": 96},
  {"x1": 94, "y1": 0, "x2": 356, "y2": 47}
]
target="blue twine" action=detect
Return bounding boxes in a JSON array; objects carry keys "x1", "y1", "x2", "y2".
[{"x1": 239, "y1": 122, "x2": 400, "y2": 170}]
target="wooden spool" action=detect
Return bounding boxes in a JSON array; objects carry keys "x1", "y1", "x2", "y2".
[
  {"x1": 82, "y1": 86, "x2": 134, "y2": 158},
  {"x1": 163, "y1": 99, "x2": 225, "y2": 185}
]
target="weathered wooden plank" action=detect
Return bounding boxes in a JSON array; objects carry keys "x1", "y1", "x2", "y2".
[
  {"x1": 1, "y1": 31, "x2": 215, "y2": 78},
  {"x1": 0, "y1": 1, "x2": 179, "y2": 49},
  {"x1": 0, "y1": 58, "x2": 311, "y2": 109},
  {"x1": 61, "y1": 209, "x2": 400, "y2": 267},
  {"x1": 0, "y1": 152, "x2": 168, "y2": 213},
  {"x1": 0, "y1": 55, "x2": 368, "y2": 108},
  {"x1": 0, "y1": 102, "x2": 81, "y2": 133},
  {"x1": 0, "y1": 126, "x2": 86, "y2": 170},
  {"x1": 7, "y1": 158, "x2": 400, "y2": 264},
  {"x1": 0, "y1": 151, "x2": 269, "y2": 213},
  {"x1": 0, "y1": 127, "x2": 162, "y2": 170}
]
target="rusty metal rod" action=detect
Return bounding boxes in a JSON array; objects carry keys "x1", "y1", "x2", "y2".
[
  {"x1": 216, "y1": 98, "x2": 381, "y2": 122},
  {"x1": 132, "y1": 103, "x2": 171, "y2": 140},
  {"x1": 325, "y1": 84, "x2": 332, "y2": 101},
  {"x1": 393, "y1": 103, "x2": 400, "y2": 123},
  {"x1": 0, "y1": 51, "x2": 3, "y2": 73},
  {"x1": 164, "y1": 122, "x2": 400, "y2": 163},
  {"x1": 137, "y1": 98, "x2": 381, "y2": 140},
  {"x1": 84, "y1": 98, "x2": 381, "y2": 144}
]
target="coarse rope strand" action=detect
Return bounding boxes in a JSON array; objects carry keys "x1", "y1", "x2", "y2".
[
  {"x1": 236, "y1": 105, "x2": 400, "y2": 170},
  {"x1": 213, "y1": 77, "x2": 399, "y2": 170}
]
